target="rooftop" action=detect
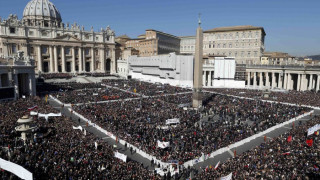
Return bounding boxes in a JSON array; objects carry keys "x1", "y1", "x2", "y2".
[{"x1": 204, "y1": 25, "x2": 266, "y2": 35}]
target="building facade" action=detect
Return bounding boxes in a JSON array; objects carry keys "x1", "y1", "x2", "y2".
[
  {"x1": 0, "y1": 51, "x2": 36, "y2": 100},
  {"x1": 128, "y1": 53, "x2": 193, "y2": 88},
  {"x1": 125, "y1": 29, "x2": 180, "y2": 57},
  {"x1": 0, "y1": 0, "x2": 116, "y2": 74},
  {"x1": 261, "y1": 52, "x2": 297, "y2": 65},
  {"x1": 203, "y1": 25, "x2": 266, "y2": 64},
  {"x1": 180, "y1": 36, "x2": 196, "y2": 55}
]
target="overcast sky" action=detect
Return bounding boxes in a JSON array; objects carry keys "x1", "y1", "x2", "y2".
[{"x1": 1, "y1": 0, "x2": 319, "y2": 56}]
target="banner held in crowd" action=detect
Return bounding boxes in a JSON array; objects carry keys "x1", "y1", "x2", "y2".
[
  {"x1": 157, "y1": 140, "x2": 170, "y2": 149},
  {"x1": 0, "y1": 158, "x2": 33, "y2": 180},
  {"x1": 114, "y1": 152, "x2": 127, "y2": 162}
]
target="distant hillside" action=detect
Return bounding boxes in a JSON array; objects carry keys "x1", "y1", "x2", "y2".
[{"x1": 308, "y1": 55, "x2": 320, "y2": 60}]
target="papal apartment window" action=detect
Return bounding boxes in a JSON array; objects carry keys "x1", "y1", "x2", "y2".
[
  {"x1": 235, "y1": 52, "x2": 238, "y2": 57},
  {"x1": 229, "y1": 52, "x2": 232, "y2": 56},
  {"x1": 10, "y1": 27, "x2": 16, "y2": 34},
  {"x1": 254, "y1": 51, "x2": 258, "y2": 57},
  {"x1": 248, "y1": 51, "x2": 251, "y2": 57},
  {"x1": 229, "y1": 44, "x2": 232, "y2": 48}
]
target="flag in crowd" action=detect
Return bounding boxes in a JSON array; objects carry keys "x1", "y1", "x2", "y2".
[{"x1": 28, "y1": 106, "x2": 38, "y2": 111}]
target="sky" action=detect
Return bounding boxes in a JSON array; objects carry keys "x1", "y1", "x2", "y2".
[{"x1": 1, "y1": 0, "x2": 319, "y2": 56}]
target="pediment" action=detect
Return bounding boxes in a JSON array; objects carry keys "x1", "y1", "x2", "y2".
[{"x1": 55, "y1": 34, "x2": 81, "y2": 41}]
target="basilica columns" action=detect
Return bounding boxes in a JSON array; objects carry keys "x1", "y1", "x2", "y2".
[
  {"x1": 37, "y1": 45, "x2": 42, "y2": 72},
  {"x1": 49, "y1": 46, "x2": 54, "y2": 72},
  {"x1": 271, "y1": 72, "x2": 276, "y2": 88},
  {"x1": 91, "y1": 48, "x2": 95, "y2": 72},
  {"x1": 54, "y1": 46, "x2": 58, "y2": 72},
  {"x1": 208, "y1": 71, "x2": 212, "y2": 87},
  {"x1": 100, "y1": 48, "x2": 106, "y2": 72},
  {"x1": 72, "y1": 47, "x2": 76, "y2": 72},
  {"x1": 61, "y1": 46, "x2": 66, "y2": 72},
  {"x1": 78, "y1": 47, "x2": 83, "y2": 72},
  {"x1": 316, "y1": 74, "x2": 320, "y2": 92}
]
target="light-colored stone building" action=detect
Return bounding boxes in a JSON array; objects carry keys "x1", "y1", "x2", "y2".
[
  {"x1": 0, "y1": 0, "x2": 116, "y2": 74},
  {"x1": 203, "y1": 25, "x2": 266, "y2": 64},
  {"x1": 117, "y1": 47, "x2": 139, "y2": 78},
  {"x1": 261, "y1": 52, "x2": 296, "y2": 65},
  {"x1": 180, "y1": 36, "x2": 196, "y2": 55},
  {"x1": 126, "y1": 29, "x2": 180, "y2": 57},
  {"x1": 0, "y1": 51, "x2": 36, "y2": 100},
  {"x1": 128, "y1": 53, "x2": 193, "y2": 88}
]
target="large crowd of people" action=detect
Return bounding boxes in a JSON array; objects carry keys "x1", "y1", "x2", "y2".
[
  {"x1": 74, "y1": 93, "x2": 310, "y2": 163},
  {"x1": 102, "y1": 79, "x2": 191, "y2": 96},
  {"x1": 207, "y1": 88, "x2": 320, "y2": 107},
  {"x1": 3, "y1": 77, "x2": 320, "y2": 179},
  {"x1": 194, "y1": 115, "x2": 320, "y2": 179},
  {"x1": 41, "y1": 73, "x2": 73, "y2": 80},
  {"x1": 0, "y1": 97, "x2": 161, "y2": 179},
  {"x1": 52, "y1": 88, "x2": 138, "y2": 104}
]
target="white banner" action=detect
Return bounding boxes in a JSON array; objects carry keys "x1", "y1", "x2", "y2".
[
  {"x1": 166, "y1": 118, "x2": 180, "y2": 125},
  {"x1": 73, "y1": 126, "x2": 83, "y2": 131},
  {"x1": 114, "y1": 152, "x2": 127, "y2": 162},
  {"x1": 220, "y1": 172, "x2": 232, "y2": 180},
  {"x1": 38, "y1": 113, "x2": 62, "y2": 120},
  {"x1": 157, "y1": 140, "x2": 170, "y2": 149},
  {"x1": 307, "y1": 124, "x2": 320, "y2": 136},
  {"x1": 30, "y1": 111, "x2": 38, "y2": 116},
  {"x1": 0, "y1": 158, "x2": 33, "y2": 180}
]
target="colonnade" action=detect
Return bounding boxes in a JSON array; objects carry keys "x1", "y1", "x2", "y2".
[
  {"x1": 247, "y1": 70, "x2": 320, "y2": 91},
  {"x1": 202, "y1": 70, "x2": 213, "y2": 87}
]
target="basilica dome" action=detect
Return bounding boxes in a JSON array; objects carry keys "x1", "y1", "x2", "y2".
[{"x1": 23, "y1": 0, "x2": 62, "y2": 27}]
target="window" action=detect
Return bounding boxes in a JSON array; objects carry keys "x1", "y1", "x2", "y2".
[
  {"x1": 42, "y1": 47, "x2": 48, "y2": 54},
  {"x1": 57, "y1": 33, "x2": 60, "y2": 37},
  {"x1": 85, "y1": 35, "x2": 90, "y2": 40},
  {"x1": 224, "y1": 34, "x2": 227, "y2": 39},
  {"x1": 217, "y1": 44, "x2": 220, "y2": 48},
  {"x1": 42, "y1": 31, "x2": 48, "y2": 37},
  {"x1": 247, "y1": 51, "x2": 251, "y2": 57},
  {"x1": 12, "y1": 44, "x2": 17, "y2": 53},
  {"x1": 242, "y1": 32, "x2": 245, "y2": 38},
  {"x1": 241, "y1": 51, "x2": 244, "y2": 57},
  {"x1": 223, "y1": 44, "x2": 226, "y2": 48},
  {"x1": 235, "y1": 52, "x2": 238, "y2": 57},
  {"x1": 10, "y1": 27, "x2": 16, "y2": 34},
  {"x1": 96, "y1": 37, "x2": 99, "y2": 41},
  {"x1": 85, "y1": 49, "x2": 90, "y2": 55},
  {"x1": 236, "y1": 32, "x2": 239, "y2": 38},
  {"x1": 229, "y1": 43, "x2": 232, "y2": 48},
  {"x1": 65, "y1": 48, "x2": 70, "y2": 55},
  {"x1": 255, "y1": 31, "x2": 259, "y2": 38},
  {"x1": 254, "y1": 51, "x2": 258, "y2": 57},
  {"x1": 229, "y1": 33, "x2": 232, "y2": 39},
  {"x1": 229, "y1": 52, "x2": 232, "y2": 56},
  {"x1": 29, "y1": 31, "x2": 34, "y2": 36}
]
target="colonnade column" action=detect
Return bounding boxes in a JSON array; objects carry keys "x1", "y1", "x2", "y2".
[
  {"x1": 284, "y1": 73, "x2": 288, "y2": 89},
  {"x1": 297, "y1": 74, "x2": 301, "y2": 91},
  {"x1": 72, "y1": 47, "x2": 76, "y2": 73},
  {"x1": 309, "y1": 74, "x2": 313, "y2": 90},
  {"x1": 259, "y1": 72, "x2": 263, "y2": 88},
  {"x1": 54, "y1": 46, "x2": 58, "y2": 72},
  {"x1": 208, "y1": 71, "x2": 212, "y2": 87},
  {"x1": 253, "y1": 72, "x2": 257, "y2": 87},
  {"x1": 301, "y1": 74, "x2": 307, "y2": 91},
  {"x1": 61, "y1": 46, "x2": 66, "y2": 72},
  {"x1": 316, "y1": 74, "x2": 320, "y2": 92},
  {"x1": 202, "y1": 71, "x2": 205, "y2": 87},
  {"x1": 111, "y1": 48, "x2": 116, "y2": 74},
  {"x1": 91, "y1": 48, "x2": 95, "y2": 72},
  {"x1": 49, "y1": 46, "x2": 54, "y2": 73},
  {"x1": 247, "y1": 72, "x2": 251, "y2": 86},
  {"x1": 278, "y1": 73, "x2": 283, "y2": 89},
  {"x1": 37, "y1": 45, "x2": 42, "y2": 73},
  {"x1": 272, "y1": 72, "x2": 276, "y2": 89},
  {"x1": 265, "y1": 72, "x2": 270, "y2": 87}
]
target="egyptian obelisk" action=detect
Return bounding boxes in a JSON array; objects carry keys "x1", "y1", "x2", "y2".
[{"x1": 192, "y1": 15, "x2": 203, "y2": 108}]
